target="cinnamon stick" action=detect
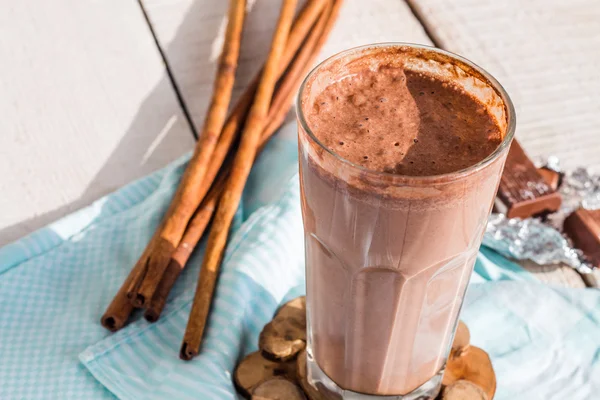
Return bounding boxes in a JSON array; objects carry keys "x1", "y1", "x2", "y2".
[
  {"x1": 100, "y1": 227, "x2": 164, "y2": 331},
  {"x1": 102, "y1": 0, "x2": 328, "y2": 332},
  {"x1": 144, "y1": 177, "x2": 224, "y2": 322},
  {"x1": 145, "y1": 0, "x2": 341, "y2": 325},
  {"x1": 125, "y1": 0, "x2": 246, "y2": 308},
  {"x1": 180, "y1": 0, "x2": 299, "y2": 361},
  {"x1": 180, "y1": 0, "x2": 329, "y2": 219},
  {"x1": 126, "y1": 0, "x2": 327, "y2": 309},
  {"x1": 100, "y1": 266, "x2": 138, "y2": 331},
  {"x1": 263, "y1": 0, "x2": 341, "y2": 138}
]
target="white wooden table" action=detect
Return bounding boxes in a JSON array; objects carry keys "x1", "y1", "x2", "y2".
[{"x1": 2, "y1": 0, "x2": 598, "y2": 286}]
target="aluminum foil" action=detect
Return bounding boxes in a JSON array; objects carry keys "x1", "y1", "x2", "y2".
[
  {"x1": 548, "y1": 167, "x2": 600, "y2": 229},
  {"x1": 483, "y1": 214, "x2": 594, "y2": 274},
  {"x1": 483, "y1": 158, "x2": 600, "y2": 275}
]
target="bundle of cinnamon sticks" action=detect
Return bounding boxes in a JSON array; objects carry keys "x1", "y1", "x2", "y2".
[{"x1": 101, "y1": 0, "x2": 341, "y2": 360}]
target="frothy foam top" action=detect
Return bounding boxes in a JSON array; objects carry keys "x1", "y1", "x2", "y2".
[{"x1": 305, "y1": 64, "x2": 503, "y2": 176}]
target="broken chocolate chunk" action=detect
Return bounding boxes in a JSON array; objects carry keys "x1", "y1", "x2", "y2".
[
  {"x1": 564, "y1": 208, "x2": 600, "y2": 268},
  {"x1": 496, "y1": 140, "x2": 562, "y2": 218},
  {"x1": 537, "y1": 167, "x2": 561, "y2": 191}
]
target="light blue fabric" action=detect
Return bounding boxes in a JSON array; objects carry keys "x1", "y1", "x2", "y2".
[
  {"x1": 1, "y1": 123, "x2": 599, "y2": 399},
  {"x1": 0, "y1": 124, "x2": 299, "y2": 400},
  {"x1": 462, "y1": 282, "x2": 600, "y2": 400}
]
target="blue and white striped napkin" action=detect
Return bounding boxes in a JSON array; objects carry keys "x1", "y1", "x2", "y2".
[{"x1": 1, "y1": 123, "x2": 600, "y2": 400}]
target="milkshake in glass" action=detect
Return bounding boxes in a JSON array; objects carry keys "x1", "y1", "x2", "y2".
[{"x1": 296, "y1": 44, "x2": 515, "y2": 399}]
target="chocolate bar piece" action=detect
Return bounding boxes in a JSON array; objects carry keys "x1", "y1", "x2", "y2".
[
  {"x1": 537, "y1": 167, "x2": 561, "y2": 191},
  {"x1": 564, "y1": 208, "x2": 600, "y2": 268},
  {"x1": 496, "y1": 140, "x2": 562, "y2": 218}
]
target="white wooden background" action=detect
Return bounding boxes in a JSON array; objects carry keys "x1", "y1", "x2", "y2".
[
  {"x1": 1, "y1": 0, "x2": 598, "y2": 285},
  {"x1": 0, "y1": 0, "x2": 194, "y2": 244}
]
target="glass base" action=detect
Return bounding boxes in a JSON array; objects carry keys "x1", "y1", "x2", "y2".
[{"x1": 306, "y1": 351, "x2": 443, "y2": 400}]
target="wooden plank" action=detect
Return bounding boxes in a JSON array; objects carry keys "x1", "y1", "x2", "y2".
[
  {"x1": 139, "y1": 0, "x2": 434, "y2": 132},
  {"x1": 0, "y1": 0, "x2": 195, "y2": 244},
  {"x1": 407, "y1": 0, "x2": 600, "y2": 172}
]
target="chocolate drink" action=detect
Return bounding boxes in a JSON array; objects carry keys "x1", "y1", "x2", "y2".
[{"x1": 297, "y1": 45, "x2": 514, "y2": 398}]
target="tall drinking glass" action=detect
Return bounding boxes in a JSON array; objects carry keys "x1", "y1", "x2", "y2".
[{"x1": 296, "y1": 44, "x2": 515, "y2": 399}]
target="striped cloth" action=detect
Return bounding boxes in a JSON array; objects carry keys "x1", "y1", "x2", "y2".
[
  {"x1": 0, "y1": 124, "x2": 300, "y2": 400},
  {"x1": 1, "y1": 123, "x2": 599, "y2": 399}
]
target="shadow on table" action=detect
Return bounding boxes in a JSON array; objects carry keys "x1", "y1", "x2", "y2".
[{"x1": 0, "y1": 0, "x2": 280, "y2": 245}]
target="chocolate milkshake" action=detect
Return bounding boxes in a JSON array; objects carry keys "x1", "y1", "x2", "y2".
[{"x1": 297, "y1": 44, "x2": 515, "y2": 399}]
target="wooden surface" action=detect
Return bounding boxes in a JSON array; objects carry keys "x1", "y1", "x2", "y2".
[
  {"x1": 0, "y1": 0, "x2": 194, "y2": 245},
  {"x1": 1, "y1": 0, "x2": 597, "y2": 287},
  {"x1": 139, "y1": 0, "x2": 434, "y2": 133}
]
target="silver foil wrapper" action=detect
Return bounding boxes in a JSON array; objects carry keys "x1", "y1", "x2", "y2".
[
  {"x1": 483, "y1": 214, "x2": 594, "y2": 274},
  {"x1": 484, "y1": 158, "x2": 600, "y2": 275},
  {"x1": 548, "y1": 167, "x2": 600, "y2": 228}
]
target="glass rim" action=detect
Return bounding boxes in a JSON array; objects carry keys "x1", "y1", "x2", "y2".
[{"x1": 295, "y1": 42, "x2": 517, "y2": 182}]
